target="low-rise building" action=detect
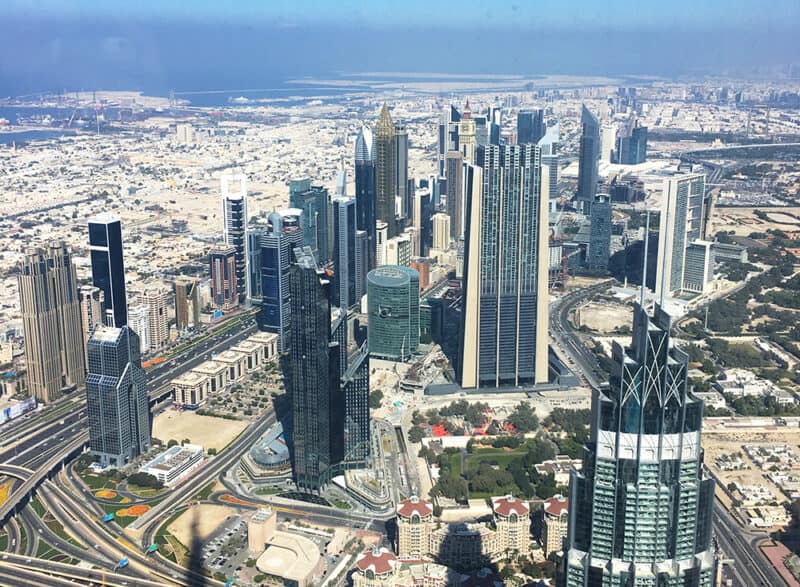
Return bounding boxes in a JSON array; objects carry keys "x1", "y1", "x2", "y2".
[
  {"x1": 214, "y1": 349, "x2": 248, "y2": 383},
  {"x1": 534, "y1": 456, "x2": 582, "y2": 486},
  {"x1": 139, "y1": 444, "x2": 204, "y2": 487},
  {"x1": 171, "y1": 371, "x2": 210, "y2": 408},
  {"x1": 191, "y1": 360, "x2": 229, "y2": 393},
  {"x1": 248, "y1": 331, "x2": 279, "y2": 362},
  {"x1": 231, "y1": 339, "x2": 265, "y2": 371},
  {"x1": 352, "y1": 547, "x2": 457, "y2": 587},
  {"x1": 248, "y1": 508, "x2": 277, "y2": 553},
  {"x1": 255, "y1": 531, "x2": 323, "y2": 587}
]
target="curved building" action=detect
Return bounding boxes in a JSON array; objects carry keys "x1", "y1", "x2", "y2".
[{"x1": 367, "y1": 266, "x2": 419, "y2": 361}]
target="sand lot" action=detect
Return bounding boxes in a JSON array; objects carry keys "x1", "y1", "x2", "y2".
[
  {"x1": 575, "y1": 302, "x2": 633, "y2": 333},
  {"x1": 152, "y1": 410, "x2": 249, "y2": 452},
  {"x1": 168, "y1": 504, "x2": 236, "y2": 547}
]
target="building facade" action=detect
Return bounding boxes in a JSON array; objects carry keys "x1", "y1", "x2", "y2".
[
  {"x1": 431, "y1": 213, "x2": 451, "y2": 253},
  {"x1": 88, "y1": 213, "x2": 128, "y2": 327},
  {"x1": 367, "y1": 266, "x2": 420, "y2": 361},
  {"x1": 587, "y1": 194, "x2": 612, "y2": 271},
  {"x1": 375, "y1": 104, "x2": 398, "y2": 238},
  {"x1": 355, "y1": 125, "x2": 377, "y2": 272},
  {"x1": 445, "y1": 151, "x2": 463, "y2": 240},
  {"x1": 209, "y1": 244, "x2": 239, "y2": 311},
  {"x1": 332, "y1": 197, "x2": 357, "y2": 309},
  {"x1": 542, "y1": 494, "x2": 569, "y2": 557},
  {"x1": 141, "y1": 287, "x2": 170, "y2": 352},
  {"x1": 127, "y1": 304, "x2": 151, "y2": 354},
  {"x1": 174, "y1": 276, "x2": 200, "y2": 331},
  {"x1": 576, "y1": 105, "x2": 600, "y2": 215},
  {"x1": 79, "y1": 284, "x2": 105, "y2": 372},
  {"x1": 289, "y1": 178, "x2": 331, "y2": 263},
  {"x1": 221, "y1": 173, "x2": 249, "y2": 303},
  {"x1": 342, "y1": 344, "x2": 370, "y2": 465},
  {"x1": 395, "y1": 123, "x2": 409, "y2": 220},
  {"x1": 517, "y1": 109, "x2": 545, "y2": 144}
]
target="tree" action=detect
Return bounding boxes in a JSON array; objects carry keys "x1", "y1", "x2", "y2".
[
  {"x1": 408, "y1": 426, "x2": 425, "y2": 443},
  {"x1": 167, "y1": 439, "x2": 179, "y2": 448},
  {"x1": 509, "y1": 402, "x2": 539, "y2": 433},
  {"x1": 369, "y1": 390, "x2": 383, "y2": 409},
  {"x1": 127, "y1": 472, "x2": 163, "y2": 490}
]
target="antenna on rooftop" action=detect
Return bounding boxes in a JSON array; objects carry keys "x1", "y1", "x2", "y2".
[{"x1": 639, "y1": 210, "x2": 650, "y2": 307}]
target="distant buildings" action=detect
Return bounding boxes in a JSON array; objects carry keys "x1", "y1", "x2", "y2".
[
  {"x1": 367, "y1": 266, "x2": 420, "y2": 362},
  {"x1": 575, "y1": 105, "x2": 600, "y2": 215},
  {"x1": 289, "y1": 178, "x2": 331, "y2": 263},
  {"x1": 221, "y1": 173, "x2": 249, "y2": 304},
  {"x1": 375, "y1": 104, "x2": 398, "y2": 238},
  {"x1": 431, "y1": 213, "x2": 451, "y2": 253},
  {"x1": 86, "y1": 325, "x2": 151, "y2": 467},
  {"x1": 355, "y1": 125, "x2": 377, "y2": 272},
  {"x1": 438, "y1": 105, "x2": 460, "y2": 177},
  {"x1": 561, "y1": 305, "x2": 716, "y2": 585},
  {"x1": 517, "y1": 109, "x2": 545, "y2": 144},
  {"x1": 616, "y1": 123, "x2": 648, "y2": 165},
  {"x1": 460, "y1": 144, "x2": 549, "y2": 388},
  {"x1": 18, "y1": 243, "x2": 85, "y2": 403},
  {"x1": 587, "y1": 194, "x2": 612, "y2": 271},
  {"x1": 538, "y1": 123, "x2": 561, "y2": 213},
  {"x1": 395, "y1": 123, "x2": 409, "y2": 220},
  {"x1": 88, "y1": 213, "x2": 128, "y2": 327},
  {"x1": 174, "y1": 276, "x2": 200, "y2": 331},
  {"x1": 209, "y1": 244, "x2": 239, "y2": 311}
]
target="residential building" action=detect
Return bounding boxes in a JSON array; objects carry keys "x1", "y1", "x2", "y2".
[
  {"x1": 437, "y1": 105, "x2": 460, "y2": 177},
  {"x1": 127, "y1": 304, "x2": 151, "y2": 354},
  {"x1": 397, "y1": 497, "x2": 435, "y2": 559},
  {"x1": 367, "y1": 266, "x2": 420, "y2": 361},
  {"x1": 385, "y1": 233, "x2": 412, "y2": 267},
  {"x1": 542, "y1": 495, "x2": 569, "y2": 557},
  {"x1": 539, "y1": 124, "x2": 560, "y2": 213},
  {"x1": 492, "y1": 495, "x2": 531, "y2": 555},
  {"x1": 141, "y1": 287, "x2": 169, "y2": 352},
  {"x1": 576, "y1": 105, "x2": 600, "y2": 214},
  {"x1": 431, "y1": 213, "x2": 451, "y2": 252},
  {"x1": 352, "y1": 548, "x2": 456, "y2": 587},
  {"x1": 209, "y1": 244, "x2": 238, "y2": 311},
  {"x1": 408, "y1": 258, "x2": 430, "y2": 290},
  {"x1": 88, "y1": 213, "x2": 128, "y2": 327},
  {"x1": 460, "y1": 144, "x2": 549, "y2": 388},
  {"x1": 18, "y1": 243, "x2": 85, "y2": 403},
  {"x1": 587, "y1": 194, "x2": 612, "y2": 271},
  {"x1": 375, "y1": 104, "x2": 398, "y2": 238},
  {"x1": 174, "y1": 276, "x2": 200, "y2": 331},
  {"x1": 355, "y1": 125, "x2": 377, "y2": 272},
  {"x1": 86, "y1": 326, "x2": 151, "y2": 467},
  {"x1": 221, "y1": 173, "x2": 249, "y2": 303}
]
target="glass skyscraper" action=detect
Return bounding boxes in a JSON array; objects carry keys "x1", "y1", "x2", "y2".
[
  {"x1": 576, "y1": 105, "x2": 600, "y2": 215},
  {"x1": 460, "y1": 144, "x2": 550, "y2": 388},
  {"x1": 367, "y1": 266, "x2": 420, "y2": 361},
  {"x1": 561, "y1": 304, "x2": 716, "y2": 587},
  {"x1": 289, "y1": 178, "x2": 331, "y2": 263},
  {"x1": 375, "y1": 103, "x2": 398, "y2": 238},
  {"x1": 88, "y1": 213, "x2": 128, "y2": 327},
  {"x1": 332, "y1": 197, "x2": 357, "y2": 309},
  {"x1": 342, "y1": 344, "x2": 370, "y2": 465},
  {"x1": 221, "y1": 173, "x2": 249, "y2": 304},
  {"x1": 517, "y1": 109, "x2": 545, "y2": 144},
  {"x1": 355, "y1": 125, "x2": 377, "y2": 272},
  {"x1": 587, "y1": 194, "x2": 612, "y2": 272},
  {"x1": 85, "y1": 325, "x2": 151, "y2": 467}
]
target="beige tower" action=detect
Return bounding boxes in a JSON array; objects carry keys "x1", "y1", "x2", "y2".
[
  {"x1": 174, "y1": 276, "x2": 200, "y2": 331},
  {"x1": 78, "y1": 285, "x2": 105, "y2": 370},
  {"x1": 431, "y1": 213, "x2": 451, "y2": 252},
  {"x1": 492, "y1": 495, "x2": 531, "y2": 556},
  {"x1": 18, "y1": 243, "x2": 85, "y2": 403},
  {"x1": 141, "y1": 287, "x2": 170, "y2": 352},
  {"x1": 458, "y1": 101, "x2": 477, "y2": 164},
  {"x1": 541, "y1": 494, "x2": 569, "y2": 557},
  {"x1": 396, "y1": 496, "x2": 434, "y2": 559}
]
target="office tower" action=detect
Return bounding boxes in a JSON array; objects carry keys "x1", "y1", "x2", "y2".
[
  {"x1": 561, "y1": 304, "x2": 716, "y2": 586},
  {"x1": 259, "y1": 210, "x2": 304, "y2": 352},
  {"x1": 335, "y1": 166, "x2": 347, "y2": 197},
  {"x1": 445, "y1": 152, "x2": 463, "y2": 240},
  {"x1": 354, "y1": 230, "x2": 369, "y2": 303},
  {"x1": 288, "y1": 246, "x2": 343, "y2": 491},
  {"x1": 174, "y1": 277, "x2": 200, "y2": 331},
  {"x1": 209, "y1": 244, "x2": 238, "y2": 311},
  {"x1": 683, "y1": 240, "x2": 714, "y2": 294},
  {"x1": 517, "y1": 109, "x2": 545, "y2": 144},
  {"x1": 438, "y1": 105, "x2": 461, "y2": 177},
  {"x1": 431, "y1": 213, "x2": 451, "y2": 252},
  {"x1": 367, "y1": 266, "x2": 419, "y2": 361},
  {"x1": 332, "y1": 197, "x2": 357, "y2": 309},
  {"x1": 355, "y1": 125, "x2": 377, "y2": 271},
  {"x1": 413, "y1": 188, "x2": 432, "y2": 256},
  {"x1": 460, "y1": 144, "x2": 549, "y2": 388},
  {"x1": 616, "y1": 123, "x2": 648, "y2": 165},
  {"x1": 395, "y1": 123, "x2": 409, "y2": 220},
  {"x1": 474, "y1": 115, "x2": 489, "y2": 146},
  {"x1": 18, "y1": 243, "x2": 85, "y2": 403},
  {"x1": 576, "y1": 105, "x2": 600, "y2": 215},
  {"x1": 538, "y1": 123, "x2": 560, "y2": 213},
  {"x1": 221, "y1": 173, "x2": 249, "y2": 304},
  {"x1": 85, "y1": 325, "x2": 151, "y2": 467},
  {"x1": 600, "y1": 123, "x2": 616, "y2": 163},
  {"x1": 128, "y1": 304, "x2": 151, "y2": 354},
  {"x1": 376, "y1": 221, "x2": 389, "y2": 266},
  {"x1": 587, "y1": 194, "x2": 612, "y2": 271},
  {"x1": 459, "y1": 101, "x2": 477, "y2": 163},
  {"x1": 79, "y1": 285, "x2": 105, "y2": 368},
  {"x1": 247, "y1": 229, "x2": 264, "y2": 301},
  {"x1": 289, "y1": 178, "x2": 331, "y2": 263},
  {"x1": 141, "y1": 287, "x2": 169, "y2": 352},
  {"x1": 385, "y1": 233, "x2": 412, "y2": 266},
  {"x1": 375, "y1": 104, "x2": 398, "y2": 238},
  {"x1": 655, "y1": 173, "x2": 706, "y2": 297},
  {"x1": 88, "y1": 213, "x2": 128, "y2": 327},
  {"x1": 342, "y1": 344, "x2": 370, "y2": 465}
]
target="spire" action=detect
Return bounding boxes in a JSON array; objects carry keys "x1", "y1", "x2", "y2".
[
  {"x1": 376, "y1": 102, "x2": 393, "y2": 134},
  {"x1": 462, "y1": 99, "x2": 472, "y2": 119},
  {"x1": 355, "y1": 124, "x2": 374, "y2": 162}
]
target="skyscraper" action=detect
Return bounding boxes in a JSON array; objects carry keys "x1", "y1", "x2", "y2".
[
  {"x1": 354, "y1": 229, "x2": 369, "y2": 304},
  {"x1": 561, "y1": 304, "x2": 716, "y2": 586},
  {"x1": 332, "y1": 197, "x2": 357, "y2": 309},
  {"x1": 221, "y1": 173, "x2": 249, "y2": 304},
  {"x1": 655, "y1": 173, "x2": 706, "y2": 298},
  {"x1": 342, "y1": 343, "x2": 370, "y2": 465},
  {"x1": 413, "y1": 188, "x2": 432, "y2": 256},
  {"x1": 459, "y1": 101, "x2": 477, "y2": 164},
  {"x1": 375, "y1": 103, "x2": 398, "y2": 238},
  {"x1": 460, "y1": 144, "x2": 549, "y2": 388},
  {"x1": 174, "y1": 276, "x2": 200, "y2": 331},
  {"x1": 538, "y1": 123, "x2": 561, "y2": 213},
  {"x1": 616, "y1": 123, "x2": 648, "y2": 165},
  {"x1": 127, "y1": 304, "x2": 151, "y2": 354},
  {"x1": 289, "y1": 178, "x2": 331, "y2": 263},
  {"x1": 288, "y1": 246, "x2": 344, "y2": 492},
  {"x1": 79, "y1": 285, "x2": 105, "y2": 369},
  {"x1": 576, "y1": 105, "x2": 600, "y2": 215},
  {"x1": 141, "y1": 287, "x2": 169, "y2": 352},
  {"x1": 88, "y1": 213, "x2": 128, "y2": 327},
  {"x1": 587, "y1": 194, "x2": 612, "y2": 271},
  {"x1": 445, "y1": 151, "x2": 463, "y2": 240},
  {"x1": 209, "y1": 244, "x2": 238, "y2": 311},
  {"x1": 18, "y1": 243, "x2": 85, "y2": 403},
  {"x1": 431, "y1": 213, "x2": 451, "y2": 252},
  {"x1": 438, "y1": 105, "x2": 461, "y2": 177},
  {"x1": 517, "y1": 109, "x2": 545, "y2": 144},
  {"x1": 259, "y1": 210, "x2": 304, "y2": 352},
  {"x1": 395, "y1": 123, "x2": 409, "y2": 220},
  {"x1": 367, "y1": 266, "x2": 420, "y2": 361},
  {"x1": 355, "y1": 125, "x2": 377, "y2": 272},
  {"x1": 85, "y1": 325, "x2": 151, "y2": 467},
  {"x1": 247, "y1": 228, "x2": 264, "y2": 302}
]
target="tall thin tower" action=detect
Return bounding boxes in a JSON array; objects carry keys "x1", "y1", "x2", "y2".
[
  {"x1": 221, "y1": 173, "x2": 249, "y2": 304},
  {"x1": 375, "y1": 103, "x2": 398, "y2": 238},
  {"x1": 355, "y1": 125, "x2": 377, "y2": 271}
]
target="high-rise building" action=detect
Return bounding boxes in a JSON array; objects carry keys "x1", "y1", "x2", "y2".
[
  {"x1": 289, "y1": 178, "x2": 331, "y2": 263},
  {"x1": 79, "y1": 285, "x2": 105, "y2": 368},
  {"x1": 354, "y1": 230, "x2": 369, "y2": 304},
  {"x1": 445, "y1": 152, "x2": 463, "y2": 240},
  {"x1": 141, "y1": 287, "x2": 169, "y2": 352},
  {"x1": 413, "y1": 188, "x2": 432, "y2": 257},
  {"x1": 517, "y1": 109, "x2": 545, "y2": 144},
  {"x1": 460, "y1": 144, "x2": 549, "y2": 388},
  {"x1": 288, "y1": 246, "x2": 344, "y2": 491},
  {"x1": 375, "y1": 221, "x2": 389, "y2": 266},
  {"x1": 576, "y1": 105, "x2": 600, "y2": 215},
  {"x1": 258, "y1": 210, "x2": 304, "y2": 352},
  {"x1": 127, "y1": 304, "x2": 151, "y2": 354},
  {"x1": 395, "y1": 123, "x2": 409, "y2": 220},
  {"x1": 561, "y1": 304, "x2": 716, "y2": 586},
  {"x1": 85, "y1": 325, "x2": 151, "y2": 467},
  {"x1": 385, "y1": 233, "x2": 412, "y2": 267},
  {"x1": 88, "y1": 213, "x2": 128, "y2": 327},
  {"x1": 332, "y1": 197, "x2": 357, "y2": 309},
  {"x1": 587, "y1": 194, "x2": 612, "y2": 271},
  {"x1": 174, "y1": 276, "x2": 200, "y2": 331},
  {"x1": 600, "y1": 122, "x2": 617, "y2": 163},
  {"x1": 18, "y1": 243, "x2": 85, "y2": 403},
  {"x1": 355, "y1": 125, "x2": 377, "y2": 272},
  {"x1": 397, "y1": 497, "x2": 435, "y2": 559},
  {"x1": 616, "y1": 123, "x2": 648, "y2": 165},
  {"x1": 458, "y1": 101, "x2": 477, "y2": 164},
  {"x1": 247, "y1": 228, "x2": 264, "y2": 302},
  {"x1": 375, "y1": 104, "x2": 398, "y2": 238},
  {"x1": 367, "y1": 266, "x2": 419, "y2": 361},
  {"x1": 538, "y1": 123, "x2": 561, "y2": 213},
  {"x1": 209, "y1": 244, "x2": 238, "y2": 311},
  {"x1": 342, "y1": 343, "x2": 370, "y2": 465},
  {"x1": 438, "y1": 105, "x2": 461, "y2": 177},
  {"x1": 683, "y1": 240, "x2": 714, "y2": 294},
  {"x1": 655, "y1": 173, "x2": 706, "y2": 297},
  {"x1": 431, "y1": 213, "x2": 451, "y2": 252},
  {"x1": 221, "y1": 173, "x2": 249, "y2": 304}
]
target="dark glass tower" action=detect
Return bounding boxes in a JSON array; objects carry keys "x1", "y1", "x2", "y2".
[
  {"x1": 517, "y1": 109, "x2": 545, "y2": 144},
  {"x1": 561, "y1": 304, "x2": 716, "y2": 586},
  {"x1": 587, "y1": 194, "x2": 612, "y2": 272},
  {"x1": 332, "y1": 197, "x2": 357, "y2": 309},
  {"x1": 288, "y1": 246, "x2": 344, "y2": 492},
  {"x1": 289, "y1": 178, "x2": 331, "y2": 263},
  {"x1": 247, "y1": 228, "x2": 264, "y2": 301},
  {"x1": 576, "y1": 105, "x2": 600, "y2": 215},
  {"x1": 342, "y1": 343, "x2": 370, "y2": 465},
  {"x1": 355, "y1": 125, "x2": 377, "y2": 272},
  {"x1": 222, "y1": 174, "x2": 248, "y2": 304},
  {"x1": 617, "y1": 124, "x2": 648, "y2": 165},
  {"x1": 88, "y1": 214, "x2": 128, "y2": 327},
  {"x1": 375, "y1": 103, "x2": 398, "y2": 238}
]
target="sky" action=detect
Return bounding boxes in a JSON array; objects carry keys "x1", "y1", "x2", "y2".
[{"x1": 2, "y1": 1, "x2": 799, "y2": 97}]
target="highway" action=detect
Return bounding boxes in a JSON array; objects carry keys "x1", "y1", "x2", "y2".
[{"x1": 0, "y1": 553, "x2": 168, "y2": 587}]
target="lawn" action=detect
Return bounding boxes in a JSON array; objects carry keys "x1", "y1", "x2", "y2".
[
  {"x1": 193, "y1": 482, "x2": 216, "y2": 502},
  {"x1": 329, "y1": 498, "x2": 352, "y2": 510},
  {"x1": 30, "y1": 496, "x2": 47, "y2": 518},
  {"x1": 254, "y1": 487, "x2": 281, "y2": 496},
  {"x1": 44, "y1": 514, "x2": 82, "y2": 547},
  {"x1": 464, "y1": 448, "x2": 528, "y2": 473},
  {"x1": 0, "y1": 532, "x2": 7, "y2": 551},
  {"x1": 127, "y1": 484, "x2": 168, "y2": 499},
  {"x1": 79, "y1": 472, "x2": 118, "y2": 491}
]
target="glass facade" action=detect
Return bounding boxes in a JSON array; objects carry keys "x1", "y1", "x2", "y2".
[
  {"x1": 332, "y1": 198, "x2": 357, "y2": 309},
  {"x1": 289, "y1": 178, "x2": 331, "y2": 263},
  {"x1": 355, "y1": 125, "x2": 377, "y2": 272},
  {"x1": 517, "y1": 109, "x2": 545, "y2": 144},
  {"x1": 89, "y1": 216, "x2": 127, "y2": 327},
  {"x1": 561, "y1": 304, "x2": 716, "y2": 586},
  {"x1": 367, "y1": 266, "x2": 420, "y2": 361},
  {"x1": 588, "y1": 194, "x2": 612, "y2": 271},
  {"x1": 222, "y1": 192, "x2": 248, "y2": 303},
  {"x1": 343, "y1": 344, "x2": 370, "y2": 466},
  {"x1": 576, "y1": 105, "x2": 600, "y2": 214},
  {"x1": 375, "y1": 103, "x2": 398, "y2": 238}
]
